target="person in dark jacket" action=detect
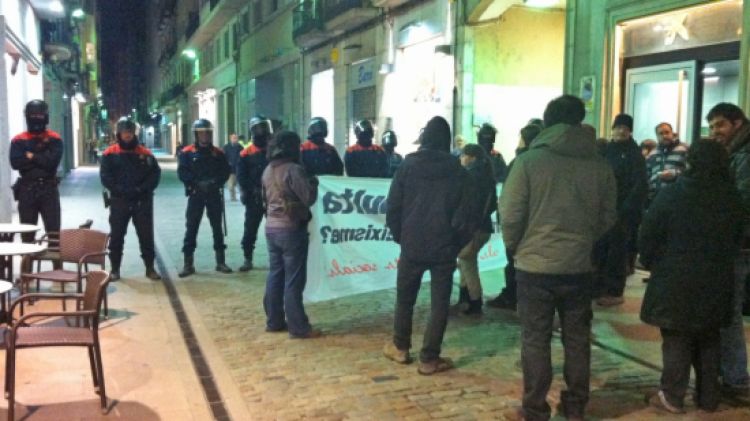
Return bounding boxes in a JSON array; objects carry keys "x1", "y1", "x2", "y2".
[
  {"x1": 262, "y1": 131, "x2": 320, "y2": 338},
  {"x1": 177, "y1": 119, "x2": 232, "y2": 277},
  {"x1": 223, "y1": 133, "x2": 243, "y2": 201},
  {"x1": 382, "y1": 130, "x2": 403, "y2": 178},
  {"x1": 640, "y1": 140, "x2": 742, "y2": 413},
  {"x1": 10, "y1": 100, "x2": 63, "y2": 243},
  {"x1": 100, "y1": 117, "x2": 162, "y2": 281},
  {"x1": 477, "y1": 123, "x2": 508, "y2": 183},
  {"x1": 707, "y1": 102, "x2": 750, "y2": 393},
  {"x1": 300, "y1": 117, "x2": 343, "y2": 176},
  {"x1": 594, "y1": 113, "x2": 648, "y2": 306},
  {"x1": 383, "y1": 116, "x2": 468, "y2": 375},
  {"x1": 487, "y1": 121, "x2": 543, "y2": 311},
  {"x1": 452, "y1": 144, "x2": 497, "y2": 316},
  {"x1": 344, "y1": 119, "x2": 388, "y2": 177},
  {"x1": 236, "y1": 116, "x2": 272, "y2": 271}
]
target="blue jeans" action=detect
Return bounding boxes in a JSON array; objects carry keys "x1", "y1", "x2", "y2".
[
  {"x1": 720, "y1": 253, "x2": 750, "y2": 387},
  {"x1": 264, "y1": 229, "x2": 312, "y2": 337}
]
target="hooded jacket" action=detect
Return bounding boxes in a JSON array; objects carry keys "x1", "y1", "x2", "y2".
[{"x1": 500, "y1": 123, "x2": 617, "y2": 274}]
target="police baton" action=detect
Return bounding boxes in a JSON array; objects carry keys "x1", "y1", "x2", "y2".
[{"x1": 221, "y1": 188, "x2": 228, "y2": 237}]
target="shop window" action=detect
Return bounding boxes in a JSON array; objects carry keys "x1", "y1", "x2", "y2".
[{"x1": 700, "y1": 60, "x2": 739, "y2": 137}]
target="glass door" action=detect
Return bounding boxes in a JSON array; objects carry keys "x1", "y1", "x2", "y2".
[{"x1": 625, "y1": 61, "x2": 697, "y2": 143}]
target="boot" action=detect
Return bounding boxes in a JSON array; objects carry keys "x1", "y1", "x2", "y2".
[
  {"x1": 110, "y1": 254, "x2": 122, "y2": 281},
  {"x1": 462, "y1": 298, "x2": 483, "y2": 317},
  {"x1": 450, "y1": 286, "x2": 470, "y2": 314},
  {"x1": 144, "y1": 261, "x2": 162, "y2": 281},
  {"x1": 178, "y1": 254, "x2": 195, "y2": 278},
  {"x1": 238, "y1": 255, "x2": 253, "y2": 272},
  {"x1": 215, "y1": 251, "x2": 233, "y2": 274}
]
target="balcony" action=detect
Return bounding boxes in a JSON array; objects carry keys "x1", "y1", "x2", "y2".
[
  {"x1": 293, "y1": 0, "x2": 378, "y2": 49},
  {"x1": 293, "y1": 0, "x2": 328, "y2": 49},
  {"x1": 323, "y1": 0, "x2": 378, "y2": 35},
  {"x1": 159, "y1": 83, "x2": 185, "y2": 107}
]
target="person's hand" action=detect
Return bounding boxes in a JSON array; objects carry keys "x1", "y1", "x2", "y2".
[
  {"x1": 25, "y1": 152, "x2": 33, "y2": 159},
  {"x1": 659, "y1": 170, "x2": 675, "y2": 181}
]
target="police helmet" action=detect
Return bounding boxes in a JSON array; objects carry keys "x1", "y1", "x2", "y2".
[
  {"x1": 116, "y1": 117, "x2": 137, "y2": 134},
  {"x1": 24, "y1": 99, "x2": 49, "y2": 132},
  {"x1": 308, "y1": 117, "x2": 328, "y2": 140},
  {"x1": 192, "y1": 118, "x2": 213, "y2": 144},
  {"x1": 354, "y1": 119, "x2": 374, "y2": 141},
  {"x1": 381, "y1": 130, "x2": 398, "y2": 149}
]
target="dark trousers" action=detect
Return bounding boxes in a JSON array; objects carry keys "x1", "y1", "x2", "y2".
[
  {"x1": 17, "y1": 181, "x2": 60, "y2": 243},
  {"x1": 594, "y1": 219, "x2": 631, "y2": 297},
  {"x1": 661, "y1": 328, "x2": 721, "y2": 411},
  {"x1": 108, "y1": 197, "x2": 155, "y2": 269},
  {"x1": 498, "y1": 248, "x2": 517, "y2": 302},
  {"x1": 516, "y1": 270, "x2": 593, "y2": 421},
  {"x1": 182, "y1": 192, "x2": 225, "y2": 254},
  {"x1": 264, "y1": 229, "x2": 311, "y2": 336},
  {"x1": 241, "y1": 204, "x2": 265, "y2": 259},
  {"x1": 393, "y1": 257, "x2": 456, "y2": 363}
]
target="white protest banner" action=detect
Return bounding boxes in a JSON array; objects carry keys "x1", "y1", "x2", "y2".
[{"x1": 305, "y1": 176, "x2": 506, "y2": 303}]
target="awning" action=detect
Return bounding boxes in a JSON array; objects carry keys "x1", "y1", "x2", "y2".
[{"x1": 4, "y1": 26, "x2": 42, "y2": 75}]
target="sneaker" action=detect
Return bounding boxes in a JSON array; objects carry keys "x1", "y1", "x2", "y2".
[
  {"x1": 417, "y1": 357, "x2": 454, "y2": 375},
  {"x1": 289, "y1": 328, "x2": 322, "y2": 339},
  {"x1": 383, "y1": 342, "x2": 412, "y2": 364},
  {"x1": 645, "y1": 390, "x2": 684, "y2": 414},
  {"x1": 596, "y1": 295, "x2": 624, "y2": 307}
]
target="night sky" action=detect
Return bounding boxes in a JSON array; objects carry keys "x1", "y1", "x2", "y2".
[{"x1": 98, "y1": 0, "x2": 147, "y2": 121}]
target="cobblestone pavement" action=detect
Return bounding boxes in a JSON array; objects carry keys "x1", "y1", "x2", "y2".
[{"x1": 48, "y1": 164, "x2": 750, "y2": 420}]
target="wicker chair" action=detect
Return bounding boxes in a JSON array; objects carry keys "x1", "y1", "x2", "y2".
[
  {"x1": 4, "y1": 270, "x2": 111, "y2": 420},
  {"x1": 19, "y1": 228, "x2": 109, "y2": 317},
  {"x1": 25, "y1": 220, "x2": 96, "y2": 291}
]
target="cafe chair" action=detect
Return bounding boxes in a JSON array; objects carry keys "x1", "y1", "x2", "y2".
[
  {"x1": 27, "y1": 219, "x2": 96, "y2": 290},
  {"x1": 4, "y1": 270, "x2": 111, "y2": 421},
  {"x1": 19, "y1": 228, "x2": 109, "y2": 317}
]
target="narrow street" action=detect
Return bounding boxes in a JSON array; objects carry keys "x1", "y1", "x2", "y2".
[{"x1": 3, "y1": 163, "x2": 747, "y2": 420}]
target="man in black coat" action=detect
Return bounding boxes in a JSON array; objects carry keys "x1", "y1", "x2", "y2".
[
  {"x1": 383, "y1": 116, "x2": 470, "y2": 375},
  {"x1": 595, "y1": 113, "x2": 647, "y2": 306},
  {"x1": 100, "y1": 117, "x2": 162, "y2": 281}
]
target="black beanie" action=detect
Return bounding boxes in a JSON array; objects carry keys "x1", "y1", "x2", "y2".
[{"x1": 612, "y1": 113, "x2": 633, "y2": 131}]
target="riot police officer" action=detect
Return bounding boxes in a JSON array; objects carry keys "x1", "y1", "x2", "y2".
[
  {"x1": 477, "y1": 123, "x2": 508, "y2": 183},
  {"x1": 100, "y1": 117, "x2": 162, "y2": 281},
  {"x1": 178, "y1": 119, "x2": 232, "y2": 277},
  {"x1": 381, "y1": 130, "x2": 403, "y2": 178},
  {"x1": 10, "y1": 100, "x2": 63, "y2": 243},
  {"x1": 236, "y1": 116, "x2": 272, "y2": 271},
  {"x1": 300, "y1": 117, "x2": 344, "y2": 176},
  {"x1": 344, "y1": 119, "x2": 388, "y2": 177}
]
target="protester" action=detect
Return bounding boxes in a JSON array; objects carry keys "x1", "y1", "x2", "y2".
[
  {"x1": 594, "y1": 113, "x2": 647, "y2": 307},
  {"x1": 500, "y1": 95, "x2": 616, "y2": 421},
  {"x1": 223, "y1": 133, "x2": 243, "y2": 202},
  {"x1": 707, "y1": 102, "x2": 750, "y2": 394},
  {"x1": 383, "y1": 116, "x2": 470, "y2": 375},
  {"x1": 452, "y1": 144, "x2": 496, "y2": 316},
  {"x1": 262, "y1": 130, "x2": 320, "y2": 338},
  {"x1": 477, "y1": 123, "x2": 508, "y2": 183},
  {"x1": 646, "y1": 123, "x2": 688, "y2": 204},
  {"x1": 344, "y1": 119, "x2": 389, "y2": 177},
  {"x1": 300, "y1": 117, "x2": 344, "y2": 176},
  {"x1": 452, "y1": 135, "x2": 466, "y2": 158},
  {"x1": 640, "y1": 139, "x2": 741, "y2": 413}
]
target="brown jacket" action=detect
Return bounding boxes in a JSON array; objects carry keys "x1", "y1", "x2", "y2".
[{"x1": 261, "y1": 159, "x2": 318, "y2": 230}]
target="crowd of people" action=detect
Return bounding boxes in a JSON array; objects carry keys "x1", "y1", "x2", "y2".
[{"x1": 9, "y1": 94, "x2": 750, "y2": 420}]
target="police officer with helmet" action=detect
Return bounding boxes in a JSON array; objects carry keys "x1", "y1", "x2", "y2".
[
  {"x1": 300, "y1": 117, "x2": 344, "y2": 176},
  {"x1": 178, "y1": 119, "x2": 232, "y2": 277},
  {"x1": 236, "y1": 115, "x2": 272, "y2": 271},
  {"x1": 344, "y1": 119, "x2": 388, "y2": 177},
  {"x1": 100, "y1": 117, "x2": 162, "y2": 281},
  {"x1": 10, "y1": 99, "x2": 63, "y2": 243},
  {"x1": 381, "y1": 130, "x2": 403, "y2": 178}
]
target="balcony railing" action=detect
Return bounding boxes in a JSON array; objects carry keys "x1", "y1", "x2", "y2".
[
  {"x1": 292, "y1": 0, "x2": 324, "y2": 40},
  {"x1": 323, "y1": 0, "x2": 372, "y2": 20}
]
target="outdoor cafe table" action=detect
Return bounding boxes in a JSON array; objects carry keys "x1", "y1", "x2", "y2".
[
  {"x1": 0, "y1": 223, "x2": 40, "y2": 242},
  {"x1": 0, "y1": 243, "x2": 46, "y2": 322}
]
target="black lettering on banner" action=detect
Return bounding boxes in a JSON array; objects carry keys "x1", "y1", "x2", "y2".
[
  {"x1": 322, "y1": 188, "x2": 388, "y2": 215},
  {"x1": 319, "y1": 225, "x2": 393, "y2": 244}
]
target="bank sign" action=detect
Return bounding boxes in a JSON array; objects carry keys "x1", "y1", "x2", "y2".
[
  {"x1": 349, "y1": 58, "x2": 376, "y2": 90},
  {"x1": 306, "y1": 176, "x2": 507, "y2": 302}
]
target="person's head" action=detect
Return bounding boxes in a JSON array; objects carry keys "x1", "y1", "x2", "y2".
[
  {"x1": 476, "y1": 123, "x2": 497, "y2": 153},
  {"x1": 24, "y1": 99, "x2": 49, "y2": 133},
  {"x1": 640, "y1": 139, "x2": 657, "y2": 157},
  {"x1": 354, "y1": 120, "x2": 374, "y2": 146},
  {"x1": 459, "y1": 143, "x2": 485, "y2": 166},
  {"x1": 381, "y1": 130, "x2": 397, "y2": 153},
  {"x1": 307, "y1": 117, "x2": 328, "y2": 144},
  {"x1": 267, "y1": 130, "x2": 301, "y2": 162},
  {"x1": 527, "y1": 118, "x2": 544, "y2": 129},
  {"x1": 249, "y1": 115, "x2": 273, "y2": 148},
  {"x1": 611, "y1": 113, "x2": 633, "y2": 142},
  {"x1": 229, "y1": 133, "x2": 239, "y2": 144},
  {"x1": 520, "y1": 123, "x2": 543, "y2": 149},
  {"x1": 686, "y1": 139, "x2": 731, "y2": 181},
  {"x1": 543, "y1": 95, "x2": 585, "y2": 128},
  {"x1": 116, "y1": 117, "x2": 137, "y2": 147},
  {"x1": 192, "y1": 118, "x2": 213, "y2": 147},
  {"x1": 418, "y1": 116, "x2": 451, "y2": 152},
  {"x1": 707, "y1": 103, "x2": 748, "y2": 147},
  {"x1": 454, "y1": 135, "x2": 466, "y2": 150},
  {"x1": 655, "y1": 122, "x2": 676, "y2": 146}
]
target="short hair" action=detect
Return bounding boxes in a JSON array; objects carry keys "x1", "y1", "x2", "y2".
[
  {"x1": 706, "y1": 103, "x2": 748, "y2": 124},
  {"x1": 686, "y1": 139, "x2": 731, "y2": 181},
  {"x1": 654, "y1": 122, "x2": 673, "y2": 134},
  {"x1": 520, "y1": 124, "x2": 543, "y2": 145},
  {"x1": 543, "y1": 95, "x2": 585, "y2": 127}
]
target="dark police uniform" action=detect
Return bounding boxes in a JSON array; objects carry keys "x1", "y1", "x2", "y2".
[
  {"x1": 385, "y1": 152, "x2": 403, "y2": 178},
  {"x1": 178, "y1": 144, "x2": 231, "y2": 255},
  {"x1": 344, "y1": 144, "x2": 389, "y2": 178},
  {"x1": 300, "y1": 140, "x2": 343, "y2": 176},
  {"x1": 9, "y1": 129, "x2": 63, "y2": 242},
  {"x1": 100, "y1": 139, "x2": 161, "y2": 276},
  {"x1": 236, "y1": 144, "x2": 268, "y2": 267}
]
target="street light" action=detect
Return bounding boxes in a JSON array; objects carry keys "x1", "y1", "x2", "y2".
[
  {"x1": 72, "y1": 8, "x2": 85, "y2": 19},
  {"x1": 182, "y1": 49, "x2": 197, "y2": 60}
]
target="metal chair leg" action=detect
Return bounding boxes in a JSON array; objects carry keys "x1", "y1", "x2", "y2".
[
  {"x1": 88, "y1": 345, "x2": 99, "y2": 391},
  {"x1": 93, "y1": 343, "x2": 107, "y2": 412}
]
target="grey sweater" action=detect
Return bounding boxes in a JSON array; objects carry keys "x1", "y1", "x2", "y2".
[{"x1": 262, "y1": 159, "x2": 318, "y2": 231}]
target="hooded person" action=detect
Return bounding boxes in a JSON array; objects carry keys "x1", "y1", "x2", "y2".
[
  {"x1": 477, "y1": 123, "x2": 508, "y2": 183},
  {"x1": 300, "y1": 117, "x2": 344, "y2": 176},
  {"x1": 383, "y1": 116, "x2": 470, "y2": 375},
  {"x1": 100, "y1": 116, "x2": 162, "y2": 281},
  {"x1": 344, "y1": 119, "x2": 389, "y2": 177}
]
